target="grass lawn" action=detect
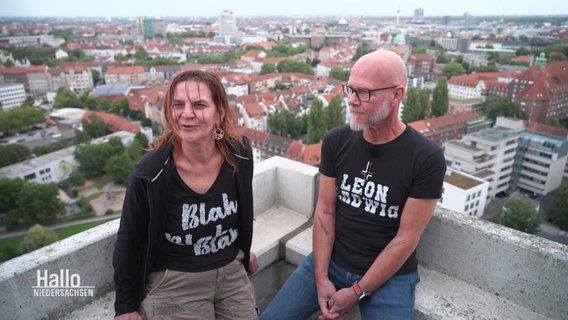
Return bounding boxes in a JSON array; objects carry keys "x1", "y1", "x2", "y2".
[{"x1": 0, "y1": 219, "x2": 116, "y2": 263}]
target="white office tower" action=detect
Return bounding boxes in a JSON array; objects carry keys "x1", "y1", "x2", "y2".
[{"x1": 217, "y1": 10, "x2": 241, "y2": 44}]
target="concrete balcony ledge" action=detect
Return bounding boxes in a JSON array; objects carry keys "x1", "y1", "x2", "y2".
[{"x1": 1, "y1": 157, "x2": 567, "y2": 320}]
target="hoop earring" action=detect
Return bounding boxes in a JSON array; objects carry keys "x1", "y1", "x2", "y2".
[{"x1": 213, "y1": 126, "x2": 225, "y2": 140}]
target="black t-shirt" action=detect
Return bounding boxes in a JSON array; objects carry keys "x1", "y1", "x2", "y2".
[
  {"x1": 153, "y1": 161, "x2": 239, "y2": 272},
  {"x1": 319, "y1": 125, "x2": 446, "y2": 275}
]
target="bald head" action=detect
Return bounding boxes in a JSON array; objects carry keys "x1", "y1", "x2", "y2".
[{"x1": 351, "y1": 49, "x2": 407, "y2": 88}]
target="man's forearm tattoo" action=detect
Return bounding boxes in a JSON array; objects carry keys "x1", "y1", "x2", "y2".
[
  {"x1": 322, "y1": 210, "x2": 335, "y2": 216},
  {"x1": 317, "y1": 214, "x2": 329, "y2": 236},
  {"x1": 383, "y1": 240, "x2": 407, "y2": 253}
]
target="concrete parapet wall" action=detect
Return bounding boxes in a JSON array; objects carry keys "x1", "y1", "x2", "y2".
[
  {"x1": 254, "y1": 156, "x2": 319, "y2": 219},
  {"x1": 0, "y1": 219, "x2": 120, "y2": 320},
  {"x1": 417, "y1": 207, "x2": 568, "y2": 320},
  {"x1": 2, "y1": 158, "x2": 567, "y2": 320}
]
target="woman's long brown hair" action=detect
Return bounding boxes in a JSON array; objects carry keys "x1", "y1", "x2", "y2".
[{"x1": 151, "y1": 70, "x2": 243, "y2": 171}]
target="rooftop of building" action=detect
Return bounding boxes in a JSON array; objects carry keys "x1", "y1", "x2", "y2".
[
  {"x1": 469, "y1": 126, "x2": 519, "y2": 142},
  {"x1": 0, "y1": 156, "x2": 566, "y2": 320}
]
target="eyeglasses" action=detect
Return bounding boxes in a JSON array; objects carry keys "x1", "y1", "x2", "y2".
[{"x1": 342, "y1": 84, "x2": 399, "y2": 102}]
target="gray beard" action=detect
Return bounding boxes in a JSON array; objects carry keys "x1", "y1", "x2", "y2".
[{"x1": 349, "y1": 100, "x2": 391, "y2": 131}]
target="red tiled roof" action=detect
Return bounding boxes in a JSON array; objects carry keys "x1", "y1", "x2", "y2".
[
  {"x1": 105, "y1": 66, "x2": 145, "y2": 74},
  {"x1": 83, "y1": 111, "x2": 141, "y2": 134}
]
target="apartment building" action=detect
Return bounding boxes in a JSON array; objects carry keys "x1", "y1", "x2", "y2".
[
  {"x1": 496, "y1": 117, "x2": 568, "y2": 196},
  {"x1": 509, "y1": 61, "x2": 568, "y2": 124},
  {"x1": 444, "y1": 126, "x2": 519, "y2": 201},
  {"x1": 408, "y1": 110, "x2": 490, "y2": 147},
  {"x1": 104, "y1": 66, "x2": 165, "y2": 86},
  {"x1": 2, "y1": 65, "x2": 94, "y2": 94},
  {"x1": 439, "y1": 168, "x2": 489, "y2": 218},
  {"x1": 0, "y1": 82, "x2": 26, "y2": 110}
]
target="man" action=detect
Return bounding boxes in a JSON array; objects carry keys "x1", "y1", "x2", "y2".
[{"x1": 260, "y1": 49, "x2": 446, "y2": 320}]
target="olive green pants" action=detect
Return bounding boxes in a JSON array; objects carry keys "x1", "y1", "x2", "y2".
[{"x1": 141, "y1": 250, "x2": 258, "y2": 320}]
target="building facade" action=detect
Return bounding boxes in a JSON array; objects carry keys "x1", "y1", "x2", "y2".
[
  {"x1": 0, "y1": 82, "x2": 26, "y2": 110},
  {"x1": 444, "y1": 126, "x2": 519, "y2": 201},
  {"x1": 439, "y1": 169, "x2": 489, "y2": 218}
]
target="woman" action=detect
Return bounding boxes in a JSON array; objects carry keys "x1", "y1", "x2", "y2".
[{"x1": 113, "y1": 70, "x2": 258, "y2": 320}]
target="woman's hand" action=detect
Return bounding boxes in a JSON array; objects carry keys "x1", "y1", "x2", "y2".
[{"x1": 247, "y1": 252, "x2": 259, "y2": 275}]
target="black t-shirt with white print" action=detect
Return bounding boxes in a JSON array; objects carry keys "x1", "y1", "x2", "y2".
[
  {"x1": 319, "y1": 125, "x2": 446, "y2": 275},
  {"x1": 153, "y1": 161, "x2": 239, "y2": 272}
]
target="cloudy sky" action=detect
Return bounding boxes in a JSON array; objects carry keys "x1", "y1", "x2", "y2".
[{"x1": 1, "y1": 0, "x2": 567, "y2": 18}]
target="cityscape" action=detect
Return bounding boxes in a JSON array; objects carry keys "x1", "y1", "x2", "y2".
[{"x1": 0, "y1": 5, "x2": 567, "y2": 319}]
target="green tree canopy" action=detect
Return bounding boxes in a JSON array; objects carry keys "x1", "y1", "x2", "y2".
[
  {"x1": 442, "y1": 61, "x2": 466, "y2": 79},
  {"x1": 352, "y1": 44, "x2": 369, "y2": 61},
  {"x1": 277, "y1": 58, "x2": 314, "y2": 75},
  {"x1": 419, "y1": 88, "x2": 431, "y2": 118},
  {"x1": 401, "y1": 87, "x2": 423, "y2": 123},
  {"x1": 105, "y1": 150, "x2": 135, "y2": 185},
  {"x1": 74, "y1": 136, "x2": 125, "y2": 177},
  {"x1": 268, "y1": 109, "x2": 307, "y2": 138},
  {"x1": 326, "y1": 95, "x2": 345, "y2": 129},
  {"x1": 53, "y1": 86, "x2": 80, "y2": 109},
  {"x1": 329, "y1": 67, "x2": 350, "y2": 82},
  {"x1": 431, "y1": 77, "x2": 449, "y2": 117},
  {"x1": 307, "y1": 98, "x2": 328, "y2": 143},
  {"x1": 492, "y1": 198, "x2": 542, "y2": 234},
  {"x1": 260, "y1": 62, "x2": 276, "y2": 75},
  {"x1": 0, "y1": 106, "x2": 45, "y2": 136},
  {"x1": 20, "y1": 224, "x2": 58, "y2": 254},
  {"x1": 436, "y1": 53, "x2": 449, "y2": 63},
  {"x1": 14, "y1": 182, "x2": 66, "y2": 226},
  {"x1": 482, "y1": 97, "x2": 524, "y2": 124},
  {"x1": 0, "y1": 177, "x2": 25, "y2": 213},
  {"x1": 265, "y1": 43, "x2": 307, "y2": 57},
  {"x1": 550, "y1": 180, "x2": 568, "y2": 230},
  {"x1": 0, "y1": 144, "x2": 30, "y2": 167}
]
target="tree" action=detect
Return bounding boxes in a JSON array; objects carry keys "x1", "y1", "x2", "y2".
[
  {"x1": 482, "y1": 97, "x2": 524, "y2": 124},
  {"x1": 277, "y1": 58, "x2": 314, "y2": 75},
  {"x1": 74, "y1": 137, "x2": 126, "y2": 178},
  {"x1": 0, "y1": 177, "x2": 25, "y2": 214},
  {"x1": 105, "y1": 150, "x2": 135, "y2": 185},
  {"x1": 329, "y1": 67, "x2": 350, "y2": 82},
  {"x1": 3, "y1": 59, "x2": 15, "y2": 67},
  {"x1": 91, "y1": 69, "x2": 101, "y2": 85},
  {"x1": 268, "y1": 110, "x2": 306, "y2": 138},
  {"x1": 492, "y1": 198, "x2": 542, "y2": 234},
  {"x1": 352, "y1": 44, "x2": 369, "y2": 61},
  {"x1": 307, "y1": 99, "x2": 328, "y2": 143},
  {"x1": 14, "y1": 183, "x2": 66, "y2": 226},
  {"x1": 82, "y1": 113, "x2": 107, "y2": 139},
  {"x1": 442, "y1": 61, "x2": 466, "y2": 79},
  {"x1": 20, "y1": 224, "x2": 58, "y2": 254},
  {"x1": 0, "y1": 106, "x2": 45, "y2": 136},
  {"x1": 109, "y1": 97, "x2": 130, "y2": 117},
  {"x1": 0, "y1": 144, "x2": 31, "y2": 167},
  {"x1": 436, "y1": 53, "x2": 449, "y2": 63},
  {"x1": 515, "y1": 47, "x2": 531, "y2": 56},
  {"x1": 53, "y1": 86, "x2": 80, "y2": 109},
  {"x1": 419, "y1": 88, "x2": 431, "y2": 118},
  {"x1": 67, "y1": 169, "x2": 86, "y2": 188},
  {"x1": 550, "y1": 180, "x2": 568, "y2": 230},
  {"x1": 74, "y1": 142, "x2": 111, "y2": 177},
  {"x1": 401, "y1": 87, "x2": 423, "y2": 123},
  {"x1": 326, "y1": 95, "x2": 345, "y2": 129},
  {"x1": 134, "y1": 47, "x2": 149, "y2": 60},
  {"x1": 431, "y1": 77, "x2": 449, "y2": 117},
  {"x1": 260, "y1": 62, "x2": 276, "y2": 75}
]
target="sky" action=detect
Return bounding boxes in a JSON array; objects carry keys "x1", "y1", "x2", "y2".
[{"x1": 0, "y1": 0, "x2": 567, "y2": 18}]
